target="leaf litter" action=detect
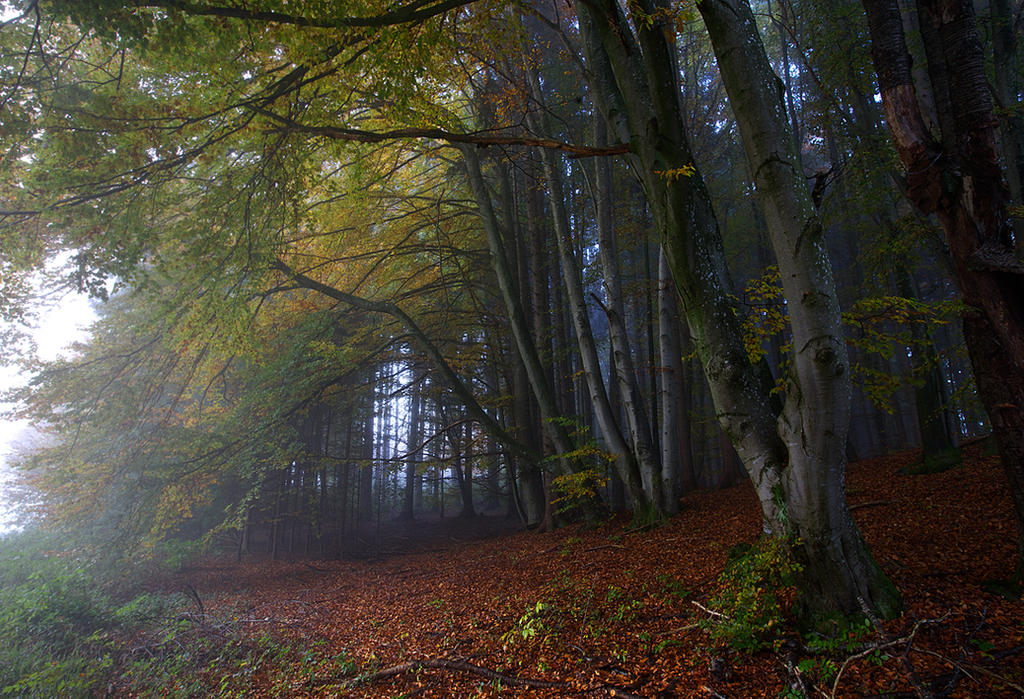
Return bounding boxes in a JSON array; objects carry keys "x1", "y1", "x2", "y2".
[{"x1": 145, "y1": 442, "x2": 1023, "y2": 697}]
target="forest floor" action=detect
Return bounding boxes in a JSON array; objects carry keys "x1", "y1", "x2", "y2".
[{"x1": 138, "y1": 443, "x2": 1024, "y2": 698}]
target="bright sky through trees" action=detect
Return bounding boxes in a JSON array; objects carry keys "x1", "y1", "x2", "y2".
[{"x1": 0, "y1": 289, "x2": 95, "y2": 532}]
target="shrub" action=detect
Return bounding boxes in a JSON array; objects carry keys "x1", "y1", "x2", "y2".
[{"x1": 701, "y1": 536, "x2": 802, "y2": 652}]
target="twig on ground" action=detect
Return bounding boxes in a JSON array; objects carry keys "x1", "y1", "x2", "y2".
[
  {"x1": 330, "y1": 657, "x2": 565, "y2": 690},
  {"x1": 849, "y1": 500, "x2": 894, "y2": 511},
  {"x1": 911, "y1": 647, "x2": 1024, "y2": 695},
  {"x1": 692, "y1": 600, "x2": 730, "y2": 620},
  {"x1": 858, "y1": 597, "x2": 935, "y2": 699},
  {"x1": 830, "y1": 620, "x2": 927, "y2": 698}
]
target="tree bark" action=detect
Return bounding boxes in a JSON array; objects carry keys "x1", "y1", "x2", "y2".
[{"x1": 658, "y1": 247, "x2": 686, "y2": 513}]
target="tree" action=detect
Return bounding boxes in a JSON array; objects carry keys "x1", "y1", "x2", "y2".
[
  {"x1": 574, "y1": 0, "x2": 900, "y2": 619},
  {"x1": 862, "y1": 0, "x2": 1024, "y2": 579}
]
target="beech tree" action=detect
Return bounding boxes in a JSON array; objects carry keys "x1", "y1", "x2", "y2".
[
  {"x1": 862, "y1": 0, "x2": 1024, "y2": 578},
  {"x1": 573, "y1": 0, "x2": 900, "y2": 619}
]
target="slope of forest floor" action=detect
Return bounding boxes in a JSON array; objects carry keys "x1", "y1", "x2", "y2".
[{"x1": 135, "y1": 444, "x2": 1024, "y2": 698}]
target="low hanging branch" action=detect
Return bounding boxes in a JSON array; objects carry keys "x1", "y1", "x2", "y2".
[
  {"x1": 272, "y1": 259, "x2": 534, "y2": 464},
  {"x1": 295, "y1": 123, "x2": 633, "y2": 158},
  {"x1": 255, "y1": 108, "x2": 632, "y2": 158},
  {"x1": 139, "y1": 0, "x2": 480, "y2": 29}
]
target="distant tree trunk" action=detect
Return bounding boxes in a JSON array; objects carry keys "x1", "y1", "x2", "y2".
[
  {"x1": 676, "y1": 323, "x2": 698, "y2": 495},
  {"x1": 893, "y1": 263, "x2": 960, "y2": 469},
  {"x1": 400, "y1": 373, "x2": 423, "y2": 520},
  {"x1": 644, "y1": 239, "x2": 660, "y2": 462},
  {"x1": 863, "y1": 0, "x2": 1024, "y2": 578},
  {"x1": 606, "y1": 343, "x2": 629, "y2": 511},
  {"x1": 658, "y1": 247, "x2": 692, "y2": 512},
  {"x1": 358, "y1": 414, "x2": 374, "y2": 522},
  {"x1": 452, "y1": 421, "x2": 476, "y2": 518},
  {"x1": 511, "y1": 351, "x2": 545, "y2": 524},
  {"x1": 586, "y1": 110, "x2": 664, "y2": 516},
  {"x1": 338, "y1": 418, "x2": 353, "y2": 556}
]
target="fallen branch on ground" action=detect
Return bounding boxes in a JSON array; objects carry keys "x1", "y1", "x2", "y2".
[
  {"x1": 692, "y1": 600, "x2": 730, "y2": 620},
  {"x1": 911, "y1": 647, "x2": 1024, "y2": 695},
  {"x1": 849, "y1": 500, "x2": 894, "y2": 511},
  {"x1": 584, "y1": 544, "x2": 626, "y2": 552},
  {"x1": 830, "y1": 618, "x2": 929, "y2": 698},
  {"x1": 326, "y1": 657, "x2": 565, "y2": 690}
]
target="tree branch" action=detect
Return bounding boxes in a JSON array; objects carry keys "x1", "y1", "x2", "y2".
[
  {"x1": 134, "y1": 0, "x2": 479, "y2": 29},
  {"x1": 272, "y1": 259, "x2": 535, "y2": 463},
  {"x1": 258, "y1": 109, "x2": 631, "y2": 157}
]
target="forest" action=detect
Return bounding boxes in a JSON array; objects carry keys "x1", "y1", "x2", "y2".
[{"x1": 0, "y1": 0, "x2": 1023, "y2": 696}]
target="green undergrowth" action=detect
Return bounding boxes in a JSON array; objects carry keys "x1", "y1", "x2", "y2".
[
  {"x1": 697, "y1": 537, "x2": 908, "y2": 698},
  {"x1": 701, "y1": 536, "x2": 803, "y2": 652},
  {"x1": 903, "y1": 447, "x2": 962, "y2": 474},
  {"x1": 0, "y1": 527, "x2": 322, "y2": 698}
]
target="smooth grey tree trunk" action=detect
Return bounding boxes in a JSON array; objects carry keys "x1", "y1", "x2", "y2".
[
  {"x1": 698, "y1": 0, "x2": 901, "y2": 620},
  {"x1": 588, "y1": 110, "x2": 664, "y2": 516},
  {"x1": 399, "y1": 372, "x2": 423, "y2": 520}
]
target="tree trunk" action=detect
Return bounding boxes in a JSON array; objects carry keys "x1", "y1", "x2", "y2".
[
  {"x1": 400, "y1": 372, "x2": 423, "y2": 520},
  {"x1": 658, "y1": 247, "x2": 691, "y2": 512},
  {"x1": 523, "y1": 79, "x2": 654, "y2": 514},
  {"x1": 358, "y1": 414, "x2": 373, "y2": 522},
  {"x1": 578, "y1": 0, "x2": 789, "y2": 532},
  {"x1": 452, "y1": 421, "x2": 476, "y2": 518},
  {"x1": 698, "y1": 0, "x2": 901, "y2": 619},
  {"x1": 893, "y1": 263, "x2": 960, "y2": 469},
  {"x1": 990, "y1": 0, "x2": 1024, "y2": 250},
  {"x1": 588, "y1": 109, "x2": 664, "y2": 516}
]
